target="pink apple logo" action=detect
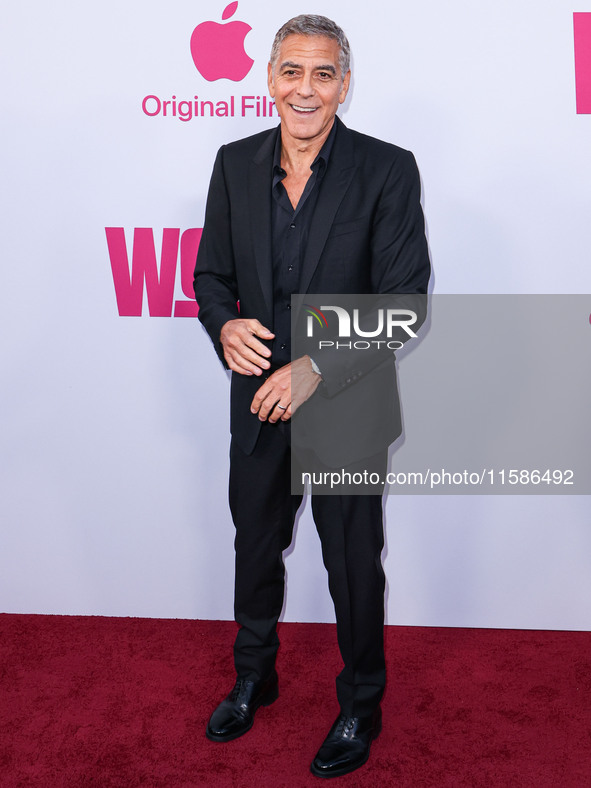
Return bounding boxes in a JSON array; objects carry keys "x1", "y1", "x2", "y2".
[{"x1": 190, "y1": 2, "x2": 254, "y2": 82}]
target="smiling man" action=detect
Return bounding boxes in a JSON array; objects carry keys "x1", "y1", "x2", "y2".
[
  {"x1": 194, "y1": 14, "x2": 430, "y2": 779},
  {"x1": 268, "y1": 34, "x2": 350, "y2": 152}
]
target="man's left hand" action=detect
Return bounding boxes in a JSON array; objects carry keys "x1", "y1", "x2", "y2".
[{"x1": 250, "y1": 355, "x2": 321, "y2": 423}]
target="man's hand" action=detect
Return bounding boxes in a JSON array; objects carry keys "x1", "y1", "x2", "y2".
[
  {"x1": 220, "y1": 318, "x2": 274, "y2": 376},
  {"x1": 251, "y1": 356, "x2": 322, "y2": 423}
]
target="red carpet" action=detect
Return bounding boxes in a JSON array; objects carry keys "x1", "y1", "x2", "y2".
[{"x1": 1, "y1": 615, "x2": 590, "y2": 787}]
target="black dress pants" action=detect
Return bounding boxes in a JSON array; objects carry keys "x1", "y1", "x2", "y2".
[{"x1": 228, "y1": 421, "x2": 387, "y2": 717}]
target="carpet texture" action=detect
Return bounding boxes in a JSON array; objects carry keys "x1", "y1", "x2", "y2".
[{"x1": 1, "y1": 615, "x2": 590, "y2": 787}]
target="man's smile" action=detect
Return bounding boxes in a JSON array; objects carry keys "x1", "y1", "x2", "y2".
[{"x1": 290, "y1": 105, "x2": 318, "y2": 113}]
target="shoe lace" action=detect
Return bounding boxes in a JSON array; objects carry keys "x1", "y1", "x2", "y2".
[
  {"x1": 335, "y1": 715, "x2": 356, "y2": 737},
  {"x1": 229, "y1": 679, "x2": 248, "y2": 702}
]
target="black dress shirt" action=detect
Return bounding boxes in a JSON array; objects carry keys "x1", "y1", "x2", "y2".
[{"x1": 270, "y1": 121, "x2": 337, "y2": 368}]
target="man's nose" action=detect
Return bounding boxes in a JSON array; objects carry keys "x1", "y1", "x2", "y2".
[{"x1": 297, "y1": 73, "x2": 314, "y2": 97}]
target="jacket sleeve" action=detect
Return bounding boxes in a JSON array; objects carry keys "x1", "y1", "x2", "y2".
[
  {"x1": 193, "y1": 145, "x2": 241, "y2": 368},
  {"x1": 310, "y1": 148, "x2": 430, "y2": 397},
  {"x1": 370, "y1": 149, "x2": 430, "y2": 295}
]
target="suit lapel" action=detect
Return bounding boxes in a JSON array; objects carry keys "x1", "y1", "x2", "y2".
[
  {"x1": 299, "y1": 117, "x2": 357, "y2": 294},
  {"x1": 246, "y1": 119, "x2": 357, "y2": 313},
  {"x1": 247, "y1": 128, "x2": 277, "y2": 321}
]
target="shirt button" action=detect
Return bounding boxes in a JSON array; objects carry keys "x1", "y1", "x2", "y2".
[
  {"x1": 287, "y1": 304, "x2": 291, "y2": 310},
  {"x1": 290, "y1": 223, "x2": 296, "y2": 229},
  {"x1": 287, "y1": 265, "x2": 293, "y2": 271},
  {"x1": 280, "y1": 343, "x2": 287, "y2": 350}
]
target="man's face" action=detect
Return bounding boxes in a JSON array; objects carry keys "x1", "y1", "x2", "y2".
[{"x1": 267, "y1": 34, "x2": 350, "y2": 148}]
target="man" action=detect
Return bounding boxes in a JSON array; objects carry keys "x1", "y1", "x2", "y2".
[{"x1": 194, "y1": 15, "x2": 430, "y2": 778}]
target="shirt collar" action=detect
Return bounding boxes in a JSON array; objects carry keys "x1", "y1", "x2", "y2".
[{"x1": 272, "y1": 118, "x2": 338, "y2": 182}]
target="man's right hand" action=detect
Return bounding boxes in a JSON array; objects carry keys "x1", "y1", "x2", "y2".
[{"x1": 220, "y1": 319, "x2": 275, "y2": 376}]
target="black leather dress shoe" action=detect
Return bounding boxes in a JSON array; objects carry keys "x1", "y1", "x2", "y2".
[
  {"x1": 206, "y1": 671, "x2": 278, "y2": 742},
  {"x1": 310, "y1": 706, "x2": 382, "y2": 778}
]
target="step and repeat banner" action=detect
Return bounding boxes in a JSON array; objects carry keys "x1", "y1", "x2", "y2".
[{"x1": 1, "y1": 1, "x2": 590, "y2": 628}]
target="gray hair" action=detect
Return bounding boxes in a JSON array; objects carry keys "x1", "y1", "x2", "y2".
[{"x1": 269, "y1": 15, "x2": 351, "y2": 81}]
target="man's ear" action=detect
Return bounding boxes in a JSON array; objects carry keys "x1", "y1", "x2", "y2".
[
  {"x1": 339, "y1": 70, "x2": 351, "y2": 104},
  {"x1": 267, "y1": 62, "x2": 275, "y2": 98}
]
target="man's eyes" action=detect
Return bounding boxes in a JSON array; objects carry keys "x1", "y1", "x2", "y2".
[{"x1": 281, "y1": 70, "x2": 334, "y2": 79}]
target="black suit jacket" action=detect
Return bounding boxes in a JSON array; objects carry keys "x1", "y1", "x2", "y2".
[{"x1": 194, "y1": 117, "x2": 430, "y2": 465}]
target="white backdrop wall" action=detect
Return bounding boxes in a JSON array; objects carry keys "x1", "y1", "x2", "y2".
[{"x1": 1, "y1": 1, "x2": 590, "y2": 628}]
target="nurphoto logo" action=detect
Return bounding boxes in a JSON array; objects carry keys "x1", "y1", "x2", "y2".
[{"x1": 304, "y1": 304, "x2": 418, "y2": 338}]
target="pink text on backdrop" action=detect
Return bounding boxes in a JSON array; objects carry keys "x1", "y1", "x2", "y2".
[
  {"x1": 574, "y1": 13, "x2": 591, "y2": 114},
  {"x1": 105, "y1": 227, "x2": 202, "y2": 317}
]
